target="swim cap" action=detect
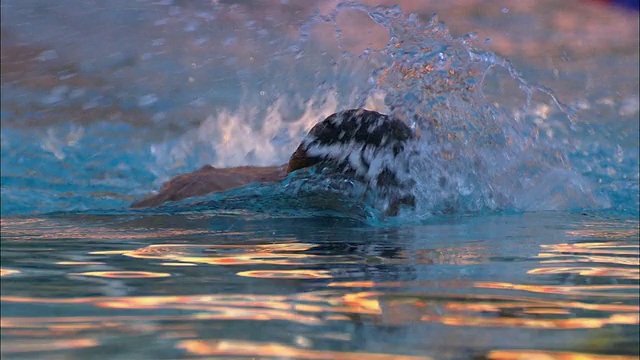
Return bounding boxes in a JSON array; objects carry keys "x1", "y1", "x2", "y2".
[{"x1": 287, "y1": 109, "x2": 417, "y2": 213}]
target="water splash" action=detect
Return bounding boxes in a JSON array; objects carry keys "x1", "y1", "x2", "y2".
[
  {"x1": 153, "y1": 3, "x2": 611, "y2": 218},
  {"x1": 2, "y1": 2, "x2": 635, "y2": 218},
  {"x1": 321, "y1": 4, "x2": 610, "y2": 216}
]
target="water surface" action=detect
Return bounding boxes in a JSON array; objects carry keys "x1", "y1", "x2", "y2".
[{"x1": 1, "y1": 1, "x2": 639, "y2": 359}]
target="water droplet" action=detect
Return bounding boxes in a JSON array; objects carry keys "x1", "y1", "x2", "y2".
[
  {"x1": 193, "y1": 37, "x2": 208, "y2": 46},
  {"x1": 68, "y1": 88, "x2": 85, "y2": 99},
  {"x1": 184, "y1": 21, "x2": 198, "y2": 32},
  {"x1": 152, "y1": 112, "x2": 167, "y2": 122},
  {"x1": 138, "y1": 94, "x2": 158, "y2": 107},
  {"x1": 36, "y1": 49, "x2": 58, "y2": 62},
  {"x1": 614, "y1": 145, "x2": 624, "y2": 164}
]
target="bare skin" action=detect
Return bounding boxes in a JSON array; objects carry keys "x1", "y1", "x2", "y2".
[{"x1": 131, "y1": 164, "x2": 287, "y2": 208}]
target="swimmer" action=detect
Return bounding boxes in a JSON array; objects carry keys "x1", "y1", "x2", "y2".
[{"x1": 132, "y1": 109, "x2": 417, "y2": 213}]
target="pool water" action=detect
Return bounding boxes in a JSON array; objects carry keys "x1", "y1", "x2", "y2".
[{"x1": 1, "y1": 1, "x2": 639, "y2": 359}]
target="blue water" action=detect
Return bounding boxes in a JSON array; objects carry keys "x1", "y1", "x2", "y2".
[{"x1": 1, "y1": 1, "x2": 639, "y2": 359}]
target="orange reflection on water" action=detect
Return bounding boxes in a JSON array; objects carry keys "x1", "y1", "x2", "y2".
[
  {"x1": 0, "y1": 268, "x2": 21, "y2": 276},
  {"x1": 528, "y1": 266, "x2": 639, "y2": 280},
  {"x1": 539, "y1": 242, "x2": 639, "y2": 256},
  {"x1": 236, "y1": 269, "x2": 332, "y2": 279},
  {"x1": 341, "y1": 292, "x2": 382, "y2": 314},
  {"x1": 428, "y1": 313, "x2": 637, "y2": 329},
  {"x1": 158, "y1": 262, "x2": 197, "y2": 266},
  {"x1": 0, "y1": 218, "x2": 47, "y2": 227},
  {"x1": 1, "y1": 315, "x2": 211, "y2": 327},
  {"x1": 475, "y1": 282, "x2": 640, "y2": 299},
  {"x1": 2, "y1": 306, "x2": 323, "y2": 327},
  {"x1": 444, "y1": 298, "x2": 638, "y2": 314},
  {"x1": 487, "y1": 349, "x2": 637, "y2": 360},
  {"x1": 0, "y1": 291, "x2": 388, "y2": 326},
  {"x1": 93, "y1": 243, "x2": 326, "y2": 267},
  {"x1": 328, "y1": 280, "x2": 472, "y2": 288},
  {"x1": 329, "y1": 281, "x2": 377, "y2": 287},
  {"x1": 89, "y1": 250, "x2": 130, "y2": 255},
  {"x1": 1, "y1": 338, "x2": 99, "y2": 354},
  {"x1": 69, "y1": 271, "x2": 171, "y2": 278},
  {"x1": 444, "y1": 302, "x2": 570, "y2": 315},
  {"x1": 1, "y1": 294, "x2": 326, "y2": 325},
  {"x1": 538, "y1": 255, "x2": 639, "y2": 267},
  {"x1": 186, "y1": 307, "x2": 323, "y2": 324},
  {"x1": 176, "y1": 339, "x2": 430, "y2": 359},
  {"x1": 3, "y1": 281, "x2": 638, "y2": 334},
  {"x1": 566, "y1": 229, "x2": 639, "y2": 239}
]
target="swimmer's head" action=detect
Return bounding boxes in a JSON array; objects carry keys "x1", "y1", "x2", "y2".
[
  {"x1": 287, "y1": 109, "x2": 417, "y2": 214},
  {"x1": 287, "y1": 109, "x2": 415, "y2": 173}
]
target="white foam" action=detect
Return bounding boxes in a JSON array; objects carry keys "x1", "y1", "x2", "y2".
[{"x1": 149, "y1": 93, "x2": 340, "y2": 178}]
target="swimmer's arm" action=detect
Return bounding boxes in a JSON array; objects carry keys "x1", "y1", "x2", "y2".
[{"x1": 131, "y1": 164, "x2": 287, "y2": 208}]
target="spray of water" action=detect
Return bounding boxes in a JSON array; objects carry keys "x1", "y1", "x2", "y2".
[
  {"x1": 146, "y1": 3, "x2": 611, "y2": 219},
  {"x1": 331, "y1": 4, "x2": 608, "y2": 217},
  {"x1": 3, "y1": 2, "x2": 635, "y2": 218}
]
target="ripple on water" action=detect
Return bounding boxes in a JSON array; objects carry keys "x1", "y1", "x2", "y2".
[{"x1": 2, "y1": 213, "x2": 638, "y2": 358}]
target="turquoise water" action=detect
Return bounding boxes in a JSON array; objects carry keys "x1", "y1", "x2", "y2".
[{"x1": 1, "y1": 1, "x2": 639, "y2": 359}]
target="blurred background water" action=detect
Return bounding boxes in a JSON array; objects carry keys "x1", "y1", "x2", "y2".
[{"x1": 1, "y1": 0, "x2": 639, "y2": 359}]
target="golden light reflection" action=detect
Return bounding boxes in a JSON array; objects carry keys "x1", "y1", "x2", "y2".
[
  {"x1": 0, "y1": 218, "x2": 48, "y2": 227},
  {"x1": 341, "y1": 292, "x2": 382, "y2": 314},
  {"x1": 84, "y1": 242, "x2": 491, "y2": 269},
  {"x1": 427, "y1": 312, "x2": 638, "y2": 329},
  {"x1": 444, "y1": 299, "x2": 638, "y2": 314},
  {"x1": 1, "y1": 339, "x2": 99, "y2": 354},
  {"x1": 330, "y1": 281, "x2": 377, "y2": 287},
  {"x1": 527, "y1": 266, "x2": 639, "y2": 280},
  {"x1": 3, "y1": 231, "x2": 639, "y2": 340},
  {"x1": 538, "y1": 255, "x2": 639, "y2": 266},
  {"x1": 89, "y1": 250, "x2": 130, "y2": 255},
  {"x1": 0, "y1": 291, "x2": 384, "y2": 327},
  {"x1": 328, "y1": 280, "x2": 472, "y2": 288},
  {"x1": 475, "y1": 282, "x2": 640, "y2": 299},
  {"x1": 158, "y1": 262, "x2": 197, "y2": 266},
  {"x1": 566, "y1": 229, "x2": 640, "y2": 239},
  {"x1": 90, "y1": 243, "x2": 329, "y2": 267},
  {"x1": 236, "y1": 269, "x2": 332, "y2": 279},
  {"x1": 69, "y1": 271, "x2": 171, "y2": 278},
  {"x1": 1, "y1": 294, "x2": 326, "y2": 325},
  {"x1": 0, "y1": 268, "x2": 21, "y2": 276},
  {"x1": 2, "y1": 283, "x2": 639, "y2": 338},
  {"x1": 487, "y1": 349, "x2": 637, "y2": 360},
  {"x1": 539, "y1": 242, "x2": 639, "y2": 256},
  {"x1": 176, "y1": 339, "x2": 431, "y2": 359}
]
